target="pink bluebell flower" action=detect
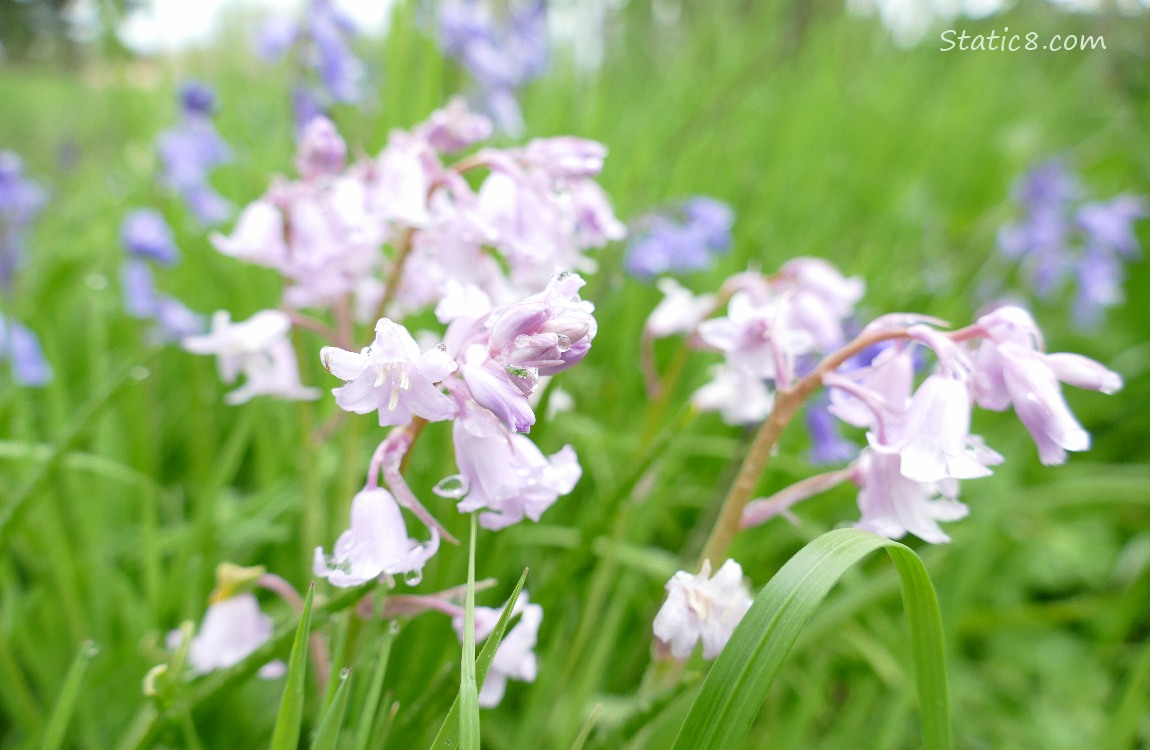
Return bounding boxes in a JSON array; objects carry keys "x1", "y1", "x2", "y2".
[
  {"x1": 452, "y1": 591, "x2": 543, "y2": 707},
  {"x1": 314, "y1": 487, "x2": 440, "y2": 587},
  {"x1": 170, "y1": 593, "x2": 285, "y2": 678},
  {"x1": 653, "y1": 559, "x2": 753, "y2": 660},
  {"x1": 321, "y1": 318, "x2": 457, "y2": 426}
]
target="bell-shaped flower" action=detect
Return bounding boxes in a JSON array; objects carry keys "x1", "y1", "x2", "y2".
[
  {"x1": 692, "y1": 363, "x2": 774, "y2": 425},
  {"x1": 452, "y1": 398, "x2": 580, "y2": 530},
  {"x1": 459, "y1": 344, "x2": 536, "y2": 433},
  {"x1": 969, "y1": 305, "x2": 1122, "y2": 464},
  {"x1": 452, "y1": 592, "x2": 543, "y2": 707},
  {"x1": 421, "y1": 97, "x2": 493, "y2": 153},
  {"x1": 314, "y1": 487, "x2": 440, "y2": 587},
  {"x1": 698, "y1": 289, "x2": 814, "y2": 385},
  {"x1": 774, "y1": 257, "x2": 864, "y2": 350},
  {"x1": 174, "y1": 593, "x2": 285, "y2": 678},
  {"x1": 645, "y1": 278, "x2": 716, "y2": 338},
  {"x1": 295, "y1": 116, "x2": 347, "y2": 181},
  {"x1": 828, "y1": 345, "x2": 915, "y2": 432},
  {"x1": 652, "y1": 558, "x2": 753, "y2": 660},
  {"x1": 0, "y1": 314, "x2": 52, "y2": 387},
  {"x1": 210, "y1": 199, "x2": 289, "y2": 270},
  {"x1": 488, "y1": 272, "x2": 596, "y2": 376},
  {"x1": 184, "y1": 310, "x2": 319, "y2": 404},
  {"x1": 893, "y1": 374, "x2": 1002, "y2": 483},
  {"x1": 121, "y1": 209, "x2": 180, "y2": 265},
  {"x1": 321, "y1": 318, "x2": 457, "y2": 427},
  {"x1": 851, "y1": 439, "x2": 970, "y2": 544}
]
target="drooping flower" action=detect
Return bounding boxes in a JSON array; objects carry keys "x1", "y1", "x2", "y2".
[
  {"x1": 653, "y1": 558, "x2": 753, "y2": 660},
  {"x1": 0, "y1": 150, "x2": 47, "y2": 290},
  {"x1": 314, "y1": 487, "x2": 440, "y2": 587},
  {"x1": 184, "y1": 310, "x2": 319, "y2": 404},
  {"x1": 644, "y1": 278, "x2": 716, "y2": 339},
  {"x1": 173, "y1": 593, "x2": 285, "y2": 678},
  {"x1": 320, "y1": 318, "x2": 457, "y2": 426},
  {"x1": 157, "y1": 82, "x2": 232, "y2": 225},
  {"x1": 968, "y1": 305, "x2": 1122, "y2": 465},
  {"x1": 452, "y1": 397, "x2": 580, "y2": 530},
  {"x1": 851, "y1": 440, "x2": 969, "y2": 544},
  {"x1": 121, "y1": 209, "x2": 180, "y2": 265},
  {"x1": 452, "y1": 591, "x2": 543, "y2": 707},
  {"x1": 438, "y1": 0, "x2": 548, "y2": 136},
  {"x1": 624, "y1": 196, "x2": 734, "y2": 279},
  {"x1": 0, "y1": 314, "x2": 52, "y2": 386}
]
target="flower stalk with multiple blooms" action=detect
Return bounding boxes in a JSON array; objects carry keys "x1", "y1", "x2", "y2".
[
  {"x1": 173, "y1": 99, "x2": 622, "y2": 707},
  {"x1": 646, "y1": 258, "x2": 1122, "y2": 661}
]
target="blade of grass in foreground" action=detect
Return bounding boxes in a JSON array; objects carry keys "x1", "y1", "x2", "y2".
[
  {"x1": 672, "y1": 528, "x2": 951, "y2": 750},
  {"x1": 429, "y1": 567, "x2": 530, "y2": 750},
  {"x1": 41, "y1": 639, "x2": 99, "y2": 750},
  {"x1": 459, "y1": 513, "x2": 481, "y2": 750},
  {"x1": 312, "y1": 668, "x2": 352, "y2": 750},
  {"x1": 269, "y1": 583, "x2": 315, "y2": 750}
]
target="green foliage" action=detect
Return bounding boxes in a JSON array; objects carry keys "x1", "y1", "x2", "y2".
[
  {"x1": 269, "y1": 583, "x2": 315, "y2": 750},
  {"x1": 673, "y1": 529, "x2": 949, "y2": 750},
  {"x1": 0, "y1": 1, "x2": 1148, "y2": 748}
]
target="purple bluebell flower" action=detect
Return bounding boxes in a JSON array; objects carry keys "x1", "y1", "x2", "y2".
[
  {"x1": 806, "y1": 396, "x2": 858, "y2": 465},
  {"x1": 624, "y1": 196, "x2": 734, "y2": 279},
  {"x1": 257, "y1": 0, "x2": 363, "y2": 129},
  {"x1": 438, "y1": 0, "x2": 549, "y2": 136},
  {"x1": 0, "y1": 151, "x2": 47, "y2": 289},
  {"x1": 121, "y1": 209, "x2": 179, "y2": 265},
  {"x1": 0, "y1": 315, "x2": 52, "y2": 386},
  {"x1": 158, "y1": 83, "x2": 232, "y2": 225},
  {"x1": 998, "y1": 161, "x2": 1144, "y2": 327}
]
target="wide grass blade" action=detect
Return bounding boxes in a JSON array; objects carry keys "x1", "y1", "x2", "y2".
[
  {"x1": 312, "y1": 668, "x2": 352, "y2": 750},
  {"x1": 671, "y1": 528, "x2": 951, "y2": 750},
  {"x1": 269, "y1": 583, "x2": 315, "y2": 750},
  {"x1": 41, "y1": 639, "x2": 98, "y2": 750},
  {"x1": 429, "y1": 567, "x2": 530, "y2": 750}
]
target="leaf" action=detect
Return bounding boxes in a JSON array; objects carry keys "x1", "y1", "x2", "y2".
[
  {"x1": 269, "y1": 583, "x2": 315, "y2": 750},
  {"x1": 350, "y1": 622, "x2": 396, "y2": 750},
  {"x1": 429, "y1": 568, "x2": 530, "y2": 750},
  {"x1": 569, "y1": 703, "x2": 601, "y2": 750},
  {"x1": 459, "y1": 513, "x2": 481, "y2": 750},
  {"x1": 41, "y1": 640, "x2": 98, "y2": 750},
  {"x1": 671, "y1": 528, "x2": 951, "y2": 750},
  {"x1": 312, "y1": 668, "x2": 352, "y2": 750}
]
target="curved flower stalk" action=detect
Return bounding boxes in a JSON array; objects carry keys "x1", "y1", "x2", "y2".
[{"x1": 646, "y1": 258, "x2": 1123, "y2": 661}]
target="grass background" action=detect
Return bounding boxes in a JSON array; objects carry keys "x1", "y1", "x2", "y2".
[{"x1": 1, "y1": 1, "x2": 1148, "y2": 747}]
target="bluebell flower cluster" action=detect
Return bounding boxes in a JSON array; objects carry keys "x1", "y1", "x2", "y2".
[
  {"x1": 120, "y1": 209, "x2": 205, "y2": 344},
  {"x1": 624, "y1": 196, "x2": 734, "y2": 279},
  {"x1": 998, "y1": 160, "x2": 1145, "y2": 327},
  {"x1": 0, "y1": 151, "x2": 51, "y2": 386},
  {"x1": 437, "y1": 0, "x2": 548, "y2": 137},
  {"x1": 256, "y1": 0, "x2": 364, "y2": 129},
  {"x1": 158, "y1": 82, "x2": 232, "y2": 225}
]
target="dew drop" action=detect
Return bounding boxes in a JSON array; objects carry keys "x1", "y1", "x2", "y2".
[
  {"x1": 389, "y1": 620, "x2": 402, "y2": 635},
  {"x1": 403, "y1": 569, "x2": 423, "y2": 586},
  {"x1": 85, "y1": 273, "x2": 108, "y2": 290},
  {"x1": 130, "y1": 366, "x2": 150, "y2": 381},
  {"x1": 432, "y1": 474, "x2": 470, "y2": 499},
  {"x1": 82, "y1": 640, "x2": 100, "y2": 658},
  {"x1": 556, "y1": 334, "x2": 571, "y2": 352},
  {"x1": 339, "y1": 667, "x2": 351, "y2": 680}
]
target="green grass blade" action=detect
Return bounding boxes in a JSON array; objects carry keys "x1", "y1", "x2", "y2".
[
  {"x1": 269, "y1": 583, "x2": 315, "y2": 750},
  {"x1": 459, "y1": 513, "x2": 481, "y2": 750},
  {"x1": 312, "y1": 668, "x2": 352, "y2": 750},
  {"x1": 350, "y1": 622, "x2": 396, "y2": 750},
  {"x1": 671, "y1": 528, "x2": 951, "y2": 750},
  {"x1": 429, "y1": 567, "x2": 530, "y2": 750},
  {"x1": 40, "y1": 639, "x2": 98, "y2": 750},
  {"x1": 569, "y1": 703, "x2": 601, "y2": 750}
]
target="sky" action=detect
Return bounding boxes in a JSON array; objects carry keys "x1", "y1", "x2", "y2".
[{"x1": 117, "y1": 0, "x2": 396, "y2": 54}]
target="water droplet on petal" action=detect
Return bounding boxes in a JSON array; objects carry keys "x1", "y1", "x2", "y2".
[
  {"x1": 403, "y1": 569, "x2": 423, "y2": 586},
  {"x1": 433, "y1": 474, "x2": 470, "y2": 499}
]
